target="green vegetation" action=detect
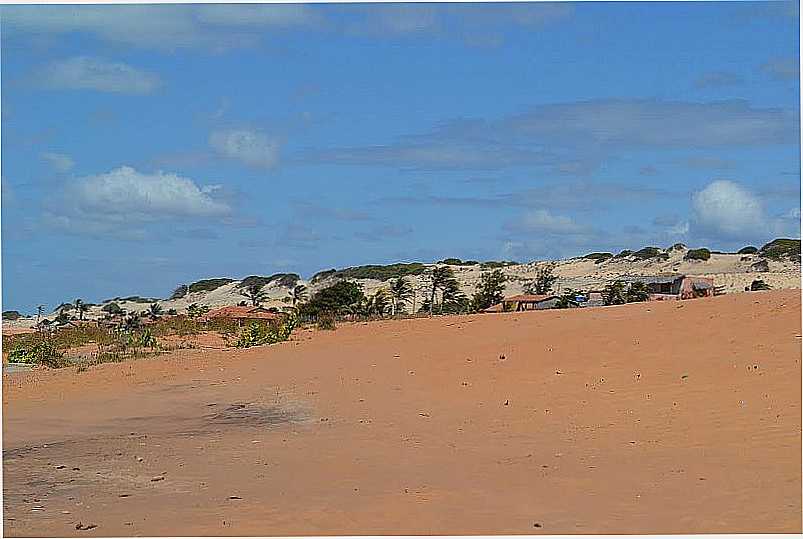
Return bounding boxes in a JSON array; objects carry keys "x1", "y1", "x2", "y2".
[
  {"x1": 631, "y1": 247, "x2": 668, "y2": 260},
  {"x1": 524, "y1": 264, "x2": 558, "y2": 295},
  {"x1": 301, "y1": 281, "x2": 366, "y2": 317},
  {"x1": 2, "y1": 310, "x2": 21, "y2": 320},
  {"x1": 289, "y1": 284, "x2": 308, "y2": 307},
  {"x1": 235, "y1": 313, "x2": 297, "y2": 348},
  {"x1": 239, "y1": 284, "x2": 269, "y2": 307},
  {"x1": 738, "y1": 246, "x2": 758, "y2": 255},
  {"x1": 684, "y1": 248, "x2": 711, "y2": 261},
  {"x1": 239, "y1": 273, "x2": 300, "y2": 290},
  {"x1": 625, "y1": 281, "x2": 650, "y2": 302},
  {"x1": 310, "y1": 269, "x2": 337, "y2": 283},
  {"x1": 471, "y1": 269, "x2": 507, "y2": 311},
  {"x1": 317, "y1": 313, "x2": 337, "y2": 330},
  {"x1": 7, "y1": 339, "x2": 67, "y2": 368},
  {"x1": 750, "y1": 279, "x2": 771, "y2": 291},
  {"x1": 188, "y1": 278, "x2": 235, "y2": 294},
  {"x1": 103, "y1": 296, "x2": 160, "y2": 304},
  {"x1": 479, "y1": 260, "x2": 518, "y2": 268},
  {"x1": 330, "y1": 263, "x2": 427, "y2": 282},
  {"x1": 603, "y1": 280, "x2": 650, "y2": 305},
  {"x1": 583, "y1": 252, "x2": 613, "y2": 264},
  {"x1": 388, "y1": 276, "x2": 414, "y2": 315},
  {"x1": 438, "y1": 258, "x2": 479, "y2": 266},
  {"x1": 170, "y1": 284, "x2": 189, "y2": 300},
  {"x1": 759, "y1": 238, "x2": 801, "y2": 261},
  {"x1": 667, "y1": 243, "x2": 687, "y2": 251},
  {"x1": 554, "y1": 289, "x2": 580, "y2": 309},
  {"x1": 187, "y1": 303, "x2": 210, "y2": 318},
  {"x1": 147, "y1": 303, "x2": 163, "y2": 319},
  {"x1": 614, "y1": 250, "x2": 633, "y2": 258},
  {"x1": 101, "y1": 302, "x2": 124, "y2": 315}
]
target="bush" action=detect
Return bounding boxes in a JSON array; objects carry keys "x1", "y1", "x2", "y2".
[
  {"x1": 101, "y1": 302, "x2": 124, "y2": 315},
  {"x1": 750, "y1": 279, "x2": 771, "y2": 291},
  {"x1": 471, "y1": 269, "x2": 507, "y2": 311},
  {"x1": 668, "y1": 243, "x2": 687, "y2": 251},
  {"x1": 626, "y1": 281, "x2": 650, "y2": 302},
  {"x1": 301, "y1": 281, "x2": 366, "y2": 316},
  {"x1": 170, "y1": 284, "x2": 189, "y2": 300},
  {"x1": 8, "y1": 339, "x2": 67, "y2": 368},
  {"x1": 235, "y1": 313, "x2": 297, "y2": 348},
  {"x1": 317, "y1": 313, "x2": 337, "y2": 331},
  {"x1": 684, "y1": 248, "x2": 711, "y2": 261},
  {"x1": 614, "y1": 250, "x2": 633, "y2": 258},
  {"x1": 321, "y1": 263, "x2": 426, "y2": 282},
  {"x1": 603, "y1": 281, "x2": 627, "y2": 305},
  {"x1": 480, "y1": 260, "x2": 519, "y2": 268},
  {"x1": 583, "y1": 252, "x2": 613, "y2": 264},
  {"x1": 188, "y1": 278, "x2": 235, "y2": 293},
  {"x1": 438, "y1": 258, "x2": 479, "y2": 266},
  {"x1": 759, "y1": 238, "x2": 801, "y2": 261},
  {"x1": 632, "y1": 247, "x2": 667, "y2": 260},
  {"x1": 310, "y1": 269, "x2": 337, "y2": 283},
  {"x1": 239, "y1": 273, "x2": 300, "y2": 290},
  {"x1": 2, "y1": 310, "x2": 21, "y2": 320},
  {"x1": 738, "y1": 246, "x2": 758, "y2": 255}
]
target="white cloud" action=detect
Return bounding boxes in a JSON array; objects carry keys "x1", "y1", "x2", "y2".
[
  {"x1": 35, "y1": 57, "x2": 161, "y2": 95},
  {"x1": 209, "y1": 129, "x2": 280, "y2": 169},
  {"x1": 518, "y1": 209, "x2": 588, "y2": 235},
  {"x1": 691, "y1": 180, "x2": 766, "y2": 238},
  {"x1": 41, "y1": 152, "x2": 75, "y2": 172},
  {"x1": 66, "y1": 166, "x2": 230, "y2": 221},
  {"x1": 1, "y1": 5, "x2": 310, "y2": 51}
]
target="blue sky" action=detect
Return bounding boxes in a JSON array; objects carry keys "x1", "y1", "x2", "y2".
[{"x1": 1, "y1": 1, "x2": 800, "y2": 312}]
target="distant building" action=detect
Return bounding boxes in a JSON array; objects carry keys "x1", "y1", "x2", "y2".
[
  {"x1": 483, "y1": 294, "x2": 559, "y2": 313},
  {"x1": 622, "y1": 274, "x2": 715, "y2": 300},
  {"x1": 201, "y1": 306, "x2": 284, "y2": 326}
]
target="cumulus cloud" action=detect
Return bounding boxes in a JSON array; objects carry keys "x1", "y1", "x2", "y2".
[
  {"x1": 690, "y1": 179, "x2": 799, "y2": 242},
  {"x1": 65, "y1": 166, "x2": 230, "y2": 221},
  {"x1": 34, "y1": 57, "x2": 161, "y2": 94},
  {"x1": 209, "y1": 129, "x2": 280, "y2": 169},
  {"x1": 41, "y1": 152, "x2": 75, "y2": 172},
  {"x1": 691, "y1": 180, "x2": 766, "y2": 238}
]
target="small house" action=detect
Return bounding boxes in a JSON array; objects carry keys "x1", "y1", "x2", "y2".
[{"x1": 623, "y1": 274, "x2": 715, "y2": 300}]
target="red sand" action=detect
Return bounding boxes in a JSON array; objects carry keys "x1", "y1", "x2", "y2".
[{"x1": 3, "y1": 290, "x2": 801, "y2": 536}]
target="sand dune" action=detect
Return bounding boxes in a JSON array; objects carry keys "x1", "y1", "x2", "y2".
[{"x1": 3, "y1": 290, "x2": 801, "y2": 535}]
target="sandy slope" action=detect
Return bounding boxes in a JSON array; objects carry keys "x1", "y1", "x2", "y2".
[{"x1": 3, "y1": 290, "x2": 801, "y2": 536}]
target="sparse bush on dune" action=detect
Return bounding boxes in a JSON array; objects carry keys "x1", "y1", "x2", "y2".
[
  {"x1": 2, "y1": 310, "x2": 22, "y2": 320},
  {"x1": 8, "y1": 339, "x2": 67, "y2": 368},
  {"x1": 170, "y1": 284, "x2": 189, "y2": 300},
  {"x1": 439, "y1": 258, "x2": 479, "y2": 266},
  {"x1": 238, "y1": 274, "x2": 300, "y2": 290},
  {"x1": 614, "y1": 250, "x2": 633, "y2": 258},
  {"x1": 759, "y1": 238, "x2": 801, "y2": 262},
  {"x1": 684, "y1": 248, "x2": 711, "y2": 261},
  {"x1": 314, "y1": 263, "x2": 426, "y2": 283},
  {"x1": 235, "y1": 313, "x2": 297, "y2": 348},
  {"x1": 631, "y1": 247, "x2": 668, "y2": 261},
  {"x1": 583, "y1": 252, "x2": 613, "y2": 264},
  {"x1": 188, "y1": 278, "x2": 235, "y2": 294},
  {"x1": 480, "y1": 260, "x2": 518, "y2": 268},
  {"x1": 738, "y1": 246, "x2": 758, "y2": 255}
]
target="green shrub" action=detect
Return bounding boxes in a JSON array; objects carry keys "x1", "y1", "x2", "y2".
[
  {"x1": 188, "y1": 278, "x2": 235, "y2": 293},
  {"x1": 480, "y1": 260, "x2": 519, "y2": 268},
  {"x1": 2, "y1": 310, "x2": 21, "y2": 320},
  {"x1": 170, "y1": 284, "x2": 189, "y2": 299},
  {"x1": 684, "y1": 248, "x2": 711, "y2": 261},
  {"x1": 301, "y1": 281, "x2": 366, "y2": 316},
  {"x1": 8, "y1": 339, "x2": 67, "y2": 368},
  {"x1": 310, "y1": 269, "x2": 337, "y2": 283},
  {"x1": 614, "y1": 250, "x2": 633, "y2": 258},
  {"x1": 316, "y1": 313, "x2": 337, "y2": 331},
  {"x1": 738, "y1": 246, "x2": 758, "y2": 255},
  {"x1": 632, "y1": 247, "x2": 668, "y2": 260},
  {"x1": 668, "y1": 243, "x2": 687, "y2": 251},
  {"x1": 323, "y1": 263, "x2": 426, "y2": 282},
  {"x1": 236, "y1": 313, "x2": 297, "y2": 348},
  {"x1": 238, "y1": 274, "x2": 300, "y2": 289},
  {"x1": 471, "y1": 270, "x2": 507, "y2": 311},
  {"x1": 101, "y1": 302, "x2": 123, "y2": 314},
  {"x1": 759, "y1": 238, "x2": 801, "y2": 261},
  {"x1": 626, "y1": 281, "x2": 650, "y2": 302},
  {"x1": 750, "y1": 279, "x2": 771, "y2": 291},
  {"x1": 583, "y1": 252, "x2": 613, "y2": 264},
  {"x1": 438, "y1": 258, "x2": 479, "y2": 266}
]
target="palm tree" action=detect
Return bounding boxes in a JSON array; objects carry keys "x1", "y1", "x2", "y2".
[
  {"x1": 290, "y1": 284, "x2": 308, "y2": 307},
  {"x1": 36, "y1": 305, "x2": 45, "y2": 323},
  {"x1": 240, "y1": 284, "x2": 269, "y2": 307},
  {"x1": 73, "y1": 299, "x2": 88, "y2": 321},
  {"x1": 389, "y1": 277, "x2": 413, "y2": 316},
  {"x1": 428, "y1": 266, "x2": 455, "y2": 316},
  {"x1": 148, "y1": 303, "x2": 164, "y2": 319}
]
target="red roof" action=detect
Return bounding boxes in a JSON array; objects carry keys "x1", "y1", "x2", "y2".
[{"x1": 202, "y1": 306, "x2": 282, "y2": 321}]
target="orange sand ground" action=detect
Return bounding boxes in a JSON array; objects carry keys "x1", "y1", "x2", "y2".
[{"x1": 3, "y1": 290, "x2": 801, "y2": 536}]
